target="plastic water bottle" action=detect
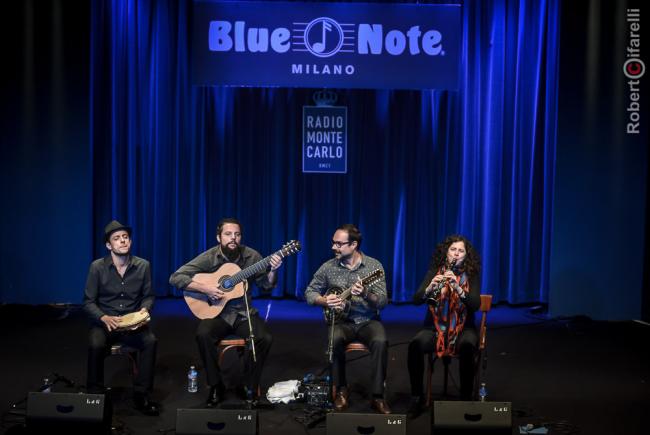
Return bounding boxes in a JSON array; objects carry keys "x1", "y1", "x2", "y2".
[
  {"x1": 187, "y1": 366, "x2": 198, "y2": 393},
  {"x1": 42, "y1": 378, "x2": 51, "y2": 393},
  {"x1": 479, "y1": 382, "x2": 487, "y2": 401}
]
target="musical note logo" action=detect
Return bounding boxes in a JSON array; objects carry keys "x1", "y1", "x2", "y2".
[
  {"x1": 312, "y1": 21, "x2": 332, "y2": 53},
  {"x1": 304, "y1": 17, "x2": 344, "y2": 58}
]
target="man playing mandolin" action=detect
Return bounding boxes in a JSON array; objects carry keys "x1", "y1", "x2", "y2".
[
  {"x1": 169, "y1": 218, "x2": 283, "y2": 407},
  {"x1": 83, "y1": 220, "x2": 160, "y2": 416},
  {"x1": 304, "y1": 224, "x2": 391, "y2": 414}
]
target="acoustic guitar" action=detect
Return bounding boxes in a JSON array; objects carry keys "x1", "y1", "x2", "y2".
[
  {"x1": 184, "y1": 240, "x2": 301, "y2": 319},
  {"x1": 322, "y1": 269, "x2": 385, "y2": 324}
]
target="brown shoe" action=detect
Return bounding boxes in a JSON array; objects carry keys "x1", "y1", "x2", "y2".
[
  {"x1": 334, "y1": 387, "x2": 349, "y2": 411},
  {"x1": 370, "y1": 398, "x2": 391, "y2": 414}
]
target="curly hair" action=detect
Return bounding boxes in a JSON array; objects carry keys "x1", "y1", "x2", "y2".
[{"x1": 431, "y1": 234, "x2": 481, "y2": 277}]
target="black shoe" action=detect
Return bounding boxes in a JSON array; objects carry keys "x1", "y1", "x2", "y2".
[
  {"x1": 370, "y1": 397, "x2": 392, "y2": 415},
  {"x1": 333, "y1": 387, "x2": 349, "y2": 411},
  {"x1": 133, "y1": 393, "x2": 160, "y2": 416},
  {"x1": 407, "y1": 396, "x2": 425, "y2": 419},
  {"x1": 237, "y1": 386, "x2": 260, "y2": 410},
  {"x1": 235, "y1": 385, "x2": 254, "y2": 401},
  {"x1": 206, "y1": 384, "x2": 225, "y2": 408}
]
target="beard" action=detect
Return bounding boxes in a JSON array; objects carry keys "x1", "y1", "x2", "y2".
[
  {"x1": 334, "y1": 250, "x2": 353, "y2": 262},
  {"x1": 222, "y1": 244, "x2": 241, "y2": 261}
]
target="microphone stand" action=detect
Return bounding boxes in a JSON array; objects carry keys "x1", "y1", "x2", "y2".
[
  {"x1": 326, "y1": 310, "x2": 336, "y2": 406},
  {"x1": 239, "y1": 284, "x2": 259, "y2": 406},
  {"x1": 242, "y1": 283, "x2": 257, "y2": 363}
]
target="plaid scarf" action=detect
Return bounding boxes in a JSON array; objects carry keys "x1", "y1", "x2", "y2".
[{"x1": 428, "y1": 264, "x2": 470, "y2": 357}]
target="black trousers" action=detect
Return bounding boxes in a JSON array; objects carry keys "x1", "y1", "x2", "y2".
[
  {"x1": 196, "y1": 314, "x2": 272, "y2": 390},
  {"x1": 331, "y1": 320, "x2": 388, "y2": 396},
  {"x1": 407, "y1": 327, "x2": 478, "y2": 400},
  {"x1": 87, "y1": 325, "x2": 158, "y2": 394}
]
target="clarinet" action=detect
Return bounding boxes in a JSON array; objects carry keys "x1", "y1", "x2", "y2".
[{"x1": 428, "y1": 258, "x2": 457, "y2": 303}]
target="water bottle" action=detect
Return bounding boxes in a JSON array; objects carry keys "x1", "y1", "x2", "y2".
[
  {"x1": 479, "y1": 382, "x2": 487, "y2": 401},
  {"x1": 187, "y1": 366, "x2": 198, "y2": 393},
  {"x1": 42, "y1": 378, "x2": 51, "y2": 393}
]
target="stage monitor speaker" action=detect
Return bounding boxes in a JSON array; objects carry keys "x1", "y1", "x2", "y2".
[
  {"x1": 176, "y1": 408, "x2": 258, "y2": 435},
  {"x1": 326, "y1": 412, "x2": 407, "y2": 435},
  {"x1": 26, "y1": 392, "x2": 111, "y2": 435},
  {"x1": 433, "y1": 401, "x2": 512, "y2": 435}
]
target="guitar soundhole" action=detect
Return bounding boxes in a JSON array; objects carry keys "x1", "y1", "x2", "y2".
[{"x1": 219, "y1": 276, "x2": 234, "y2": 291}]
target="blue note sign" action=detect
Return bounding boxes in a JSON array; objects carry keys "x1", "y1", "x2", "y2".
[
  {"x1": 303, "y1": 106, "x2": 347, "y2": 173},
  {"x1": 193, "y1": 1, "x2": 461, "y2": 89}
]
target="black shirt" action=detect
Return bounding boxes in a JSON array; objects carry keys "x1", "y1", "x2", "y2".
[{"x1": 83, "y1": 255, "x2": 154, "y2": 323}]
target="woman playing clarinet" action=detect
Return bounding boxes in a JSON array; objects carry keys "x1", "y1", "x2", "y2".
[{"x1": 407, "y1": 234, "x2": 481, "y2": 418}]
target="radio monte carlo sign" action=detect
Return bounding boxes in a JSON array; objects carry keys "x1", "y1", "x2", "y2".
[{"x1": 192, "y1": 1, "x2": 461, "y2": 90}]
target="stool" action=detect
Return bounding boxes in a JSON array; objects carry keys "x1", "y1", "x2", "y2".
[
  {"x1": 217, "y1": 338, "x2": 247, "y2": 366},
  {"x1": 345, "y1": 342, "x2": 370, "y2": 354},
  {"x1": 332, "y1": 341, "x2": 370, "y2": 399},
  {"x1": 110, "y1": 343, "x2": 139, "y2": 377},
  {"x1": 216, "y1": 338, "x2": 261, "y2": 397}
]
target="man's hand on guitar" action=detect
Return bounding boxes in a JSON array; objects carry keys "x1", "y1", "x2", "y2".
[
  {"x1": 350, "y1": 278, "x2": 366, "y2": 298},
  {"x1": 325, "y1": 294, "x2": 345, "y2": 310},
  {"x1": 269, "y1": 254, "x2": 283, "y2": 271},
  {"x1": 266, "y1": 254, "x2": 283, "y2": 283},
  {"x1": 206, "y1": 286, "x2": 225, "y2": 300},
  {"x1": 187, "y1": 279, "x2": 225, "y2": 300}
]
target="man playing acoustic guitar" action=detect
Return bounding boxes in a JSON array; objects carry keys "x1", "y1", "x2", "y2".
[
  {"x1": 304, "y1": 224, "x2": 391, "y2": 414},
  {"x1": 169, "y1": 218, "x2": 283, "y2": 407}
]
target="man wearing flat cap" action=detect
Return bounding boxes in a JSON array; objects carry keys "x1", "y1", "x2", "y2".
[{"x1": 82, "y1": 220, "x2": 160, "y2": 416}]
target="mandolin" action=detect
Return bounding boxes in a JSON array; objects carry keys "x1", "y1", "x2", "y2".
[{"x1": 322, "y1": 269, "x2": 385, "y2": 324}]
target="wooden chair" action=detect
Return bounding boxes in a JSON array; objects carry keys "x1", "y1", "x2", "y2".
[
  {"x1": 216, "y1": 337, "x2": 261, "y2": 397},
  {"x1": 332, "y1": 341, "x2": 370, "y2": 399},
  {"x1": 425, "y1": 294, "x2": 492, "y2": 405},
  {"x1": 217, "y1": 338, "x2": 247, "y2": 366},
  {"x1": 345, "y1": 341, "x2": 370, "y2": 354}
]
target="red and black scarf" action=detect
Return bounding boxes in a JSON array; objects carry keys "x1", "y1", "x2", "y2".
[{"x1": 428, "y1": 264, "x2": 470, "y2": 357}]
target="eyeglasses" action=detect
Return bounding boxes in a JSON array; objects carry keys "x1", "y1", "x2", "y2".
[{"x1": 331, "y1": 240, "x2": 352, "y2": 248}]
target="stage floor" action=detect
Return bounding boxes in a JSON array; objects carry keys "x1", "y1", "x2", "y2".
[{"x1": 0, "y1": 299, "x2": 648, "y2": 434}]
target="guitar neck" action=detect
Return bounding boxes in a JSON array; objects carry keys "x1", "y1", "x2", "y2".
[
  {"x1": 337, "y1": 273, "x2": 380, "y2": 301},
  {"x1": 229, "y1": 250, "x2": 281, "y2": 286},
  {"x1": 338, "y1": 287, "x2": 354, "y2": 301}
]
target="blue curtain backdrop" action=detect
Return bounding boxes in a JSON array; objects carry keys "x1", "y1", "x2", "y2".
[{"x1": 90, "y1": 0, "x2": 559, "y2": 304}]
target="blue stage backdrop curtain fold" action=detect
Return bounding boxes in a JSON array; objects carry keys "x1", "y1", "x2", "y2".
[{"x1": 90, "y1": 0, "x2": 559, "y2": 304}]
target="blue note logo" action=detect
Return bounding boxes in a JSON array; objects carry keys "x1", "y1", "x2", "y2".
[{"x1": 303, "y1": 17, "x2": 345, "y2": 58}]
